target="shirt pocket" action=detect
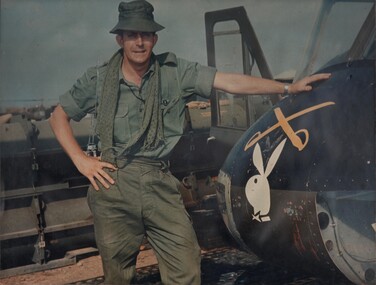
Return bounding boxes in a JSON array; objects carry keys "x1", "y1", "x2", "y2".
[
  {"x1": 113, "y1": 103, "x2": 131, "y2": 144},
  {"x1": 161, "y1": 94, "x2": 187, "y2": 137}
]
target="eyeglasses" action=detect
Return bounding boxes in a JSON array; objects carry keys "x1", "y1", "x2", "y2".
[{"x1": 123, "y1": 31, "x2": 155, "y2": 40}]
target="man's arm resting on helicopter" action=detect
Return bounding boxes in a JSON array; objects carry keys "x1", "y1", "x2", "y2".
[
  {"x1": 213, "y1": 72, "x2": 331, "y2": 95},
  {"x1": 49, "y1": 105, "x2": 116, "y2": 191}
]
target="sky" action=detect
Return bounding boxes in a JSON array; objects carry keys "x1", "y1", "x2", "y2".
[{"x1": 0, "y1": 0, "x2": 324, "y2": 111}]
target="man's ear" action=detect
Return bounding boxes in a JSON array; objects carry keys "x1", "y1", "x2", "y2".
[
  {"x1": 116, "y1": 34, "x2": 123, "y2": 47},
  {"x1": 153, "y1": 34, "x2": 158, "y2": 46}
]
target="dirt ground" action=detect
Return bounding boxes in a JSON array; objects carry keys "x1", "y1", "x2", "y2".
[{"x1": 0, "y1": 248, "x2": 158, "y2": 285}]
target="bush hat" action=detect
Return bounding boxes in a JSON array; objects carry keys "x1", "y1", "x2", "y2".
[{"x1": 110, "y1": 0, "x2": 165, "y2": 34}]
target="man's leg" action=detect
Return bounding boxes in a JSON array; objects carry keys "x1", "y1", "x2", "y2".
[
  {"x1": 142, "y1": 167, "x2": 201, "y2": 285},
  {"x1": 87, "y1": 167, "x2": 145, "y2": 285}
]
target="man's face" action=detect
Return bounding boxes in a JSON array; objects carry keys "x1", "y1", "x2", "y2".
[{"x1": 116, "y1": 31, "x2": 158, "y2": 66}]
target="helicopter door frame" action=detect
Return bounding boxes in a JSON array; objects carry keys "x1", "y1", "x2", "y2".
[{"x1": 204, "y1": 6, "x2": 275, "y2": 150}]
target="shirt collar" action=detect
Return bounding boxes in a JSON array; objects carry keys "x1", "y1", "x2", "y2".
[{"x1": 118, "y1": 52, "x2": 178, "y2": 84}]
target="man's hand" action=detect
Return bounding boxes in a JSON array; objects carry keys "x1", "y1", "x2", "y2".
[
  {"x1": 289, "y1": 73, "x2": 331, "y2": 94},
  {"x1": 74, "y1": 154, "x2": 117, "y2": 191},
  {"x1": 49, "y1": 105, "x2": 118, "y2": 191}
]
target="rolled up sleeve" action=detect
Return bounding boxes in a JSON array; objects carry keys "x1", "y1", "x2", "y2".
[
  {"x1": 59, "y1": 66, "x2": 98, "y2": 121},
  {"x1": 195, "y1": 65, "x2": 217, "y2": 98},
  {"x1": 178, "y1": 58, "x2": 217, "y2": 99}
]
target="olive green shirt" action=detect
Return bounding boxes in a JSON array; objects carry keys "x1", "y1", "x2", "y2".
[{"x1": 60, "y1": 52, "x2": 216, "y2": 159}]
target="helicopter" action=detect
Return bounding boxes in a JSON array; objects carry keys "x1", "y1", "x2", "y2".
[{"x1": 206, "y1": 1, "x2": 375, "y2": 284}]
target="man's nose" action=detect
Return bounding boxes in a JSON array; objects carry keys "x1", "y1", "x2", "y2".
[{"x1": 135, "y1": 33, "x2": 144, "y2": 45}]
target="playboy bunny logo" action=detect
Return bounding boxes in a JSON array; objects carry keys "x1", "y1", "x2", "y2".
[{"x1": 245, "y1": 138, "x2": 287, "y2": 222}]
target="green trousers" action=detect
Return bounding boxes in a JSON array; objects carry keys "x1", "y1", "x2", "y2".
[{"x1": 87, "y1": 158, "x2": 201, "y2": 285}]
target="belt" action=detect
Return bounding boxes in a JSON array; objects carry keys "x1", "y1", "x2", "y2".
[{"x1": 114, "y1": 156, "x2": 170, "y2": 170}]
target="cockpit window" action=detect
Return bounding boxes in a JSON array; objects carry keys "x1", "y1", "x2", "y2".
[{"x1": 297, "y1": 1, "x2": 373, "y2": 78}]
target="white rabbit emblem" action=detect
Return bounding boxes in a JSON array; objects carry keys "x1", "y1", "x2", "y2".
[{"x1": 245, "y1": 138, "x2": 287, "y2": 222}]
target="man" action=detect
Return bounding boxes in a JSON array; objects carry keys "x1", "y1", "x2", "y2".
[{"x1": 49, "y1": 1, "x2": 330, "y2": 284}]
